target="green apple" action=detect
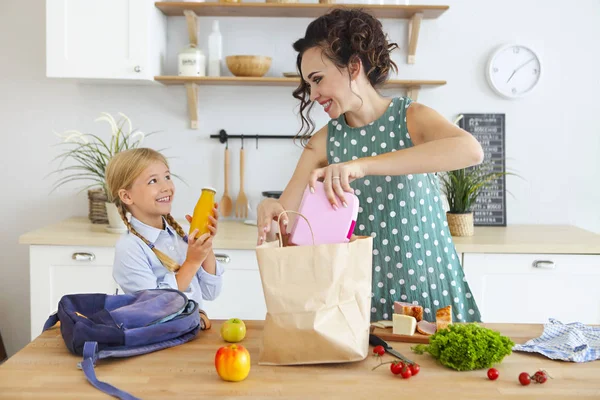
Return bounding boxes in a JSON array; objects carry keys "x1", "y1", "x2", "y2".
[{"x1": 220, "y1": 318, "x2": 246, "y2": 343}]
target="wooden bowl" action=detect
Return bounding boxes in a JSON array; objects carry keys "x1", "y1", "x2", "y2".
[{"x1": 226, "y1": 55, "x2": 272, "y2": 77}]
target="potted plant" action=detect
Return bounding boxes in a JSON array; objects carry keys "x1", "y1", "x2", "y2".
[
  {"x1": 438, "y1": 162, "x2": 512, "y2": 237},
  {"x1": 50, "y1": 112, "x2": 151, "y2": 230}
]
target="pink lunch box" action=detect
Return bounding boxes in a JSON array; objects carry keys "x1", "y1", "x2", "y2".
[{"x1": 289, "y1": 181, "x2": 360, "y2": 246}]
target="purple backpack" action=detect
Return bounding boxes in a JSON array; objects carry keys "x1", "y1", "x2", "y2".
[{"x1": 43, "y1": 289, "x2": 201, "y2": 400}]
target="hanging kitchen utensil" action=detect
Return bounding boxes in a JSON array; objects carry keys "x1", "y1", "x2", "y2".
[
  {"x1": 235, "y1": 136, "x2": 249, "y2": 219},
  {"x1": 219, "y1": 141, "x2": 233, "y2": 217}
]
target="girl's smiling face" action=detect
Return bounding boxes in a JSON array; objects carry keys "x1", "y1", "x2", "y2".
[
  {"x1": 301, "y1": 46, "x2": 359, "y2": 119},
  {"x1": 119, "y1": 161, "x2": 175, "y2": 226}
]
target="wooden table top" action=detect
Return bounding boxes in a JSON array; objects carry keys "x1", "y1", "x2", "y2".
[{"x1": 0, "y1": 321, "x2": 599, "y2": 399}]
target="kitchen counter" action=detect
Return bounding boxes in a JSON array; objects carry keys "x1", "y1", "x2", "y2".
[
  {"x1": 18, "y1": 217, "x2": 258, "y2": 250},
  {"x1": 19, "y1": 217, "x2": 600, "y2": 254},
  {"x1": 0, "y1": 321, "x2": 598, "y2": 399}
]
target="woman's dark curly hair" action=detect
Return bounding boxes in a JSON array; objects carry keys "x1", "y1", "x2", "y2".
[{"x1": 292, "y1": 8, "x2": 399, "y2": 145}]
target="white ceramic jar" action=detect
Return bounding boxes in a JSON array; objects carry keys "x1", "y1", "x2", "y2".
[{"x1": 178, "y1": 44, "x2": 206, "y2": 77}]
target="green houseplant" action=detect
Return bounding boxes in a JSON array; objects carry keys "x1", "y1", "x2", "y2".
[
  {"x1": 438, "y1": 161, "x2": 511, "y2": 236},
  {"x1": 50, "y1": 112, "x2": 151, "y2": 228}
]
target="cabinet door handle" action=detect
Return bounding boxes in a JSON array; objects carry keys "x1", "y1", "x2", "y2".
[
  {"x1": 134, "y1": 65, "x2": 142, "y2": 73},
  {"x1": 72, "y1": 252, "x2": 95, "y2": 261},
  {"x1": 214, "y1": 253, "x2": 230, "y2": 264},
  {"x1": 532, "y1": 260, "x2": 555, "y2": 269}
]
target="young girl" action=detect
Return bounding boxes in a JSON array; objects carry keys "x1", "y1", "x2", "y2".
[
  {"x1": 106, "y1": 148, "x2": 223, "y2": 329},
  {"x1": 257, "y1": 9, "x2": 483, "y2": 323}
]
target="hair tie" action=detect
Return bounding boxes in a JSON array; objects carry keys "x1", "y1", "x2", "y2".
[{"x1": 183, "y1": 234, "x2": 189, "y2": 244}]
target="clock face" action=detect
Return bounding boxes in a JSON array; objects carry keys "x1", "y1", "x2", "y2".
[{"x1": 487, "y1": 45, "x2": 542, "y2": 99}]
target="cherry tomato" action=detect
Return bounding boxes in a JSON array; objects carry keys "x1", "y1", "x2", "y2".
[
  {"x1": 519, "y1": 372, "x2": 531, "y2": 386},
  {"x1": 533, "y1": 370, "x2": 547, "y2": 384},
  {"x1": 409, "y1": 363, "x2": 420, "y2": 376},
  {"x1": 400, "y1": 365, "x2": 413, "y2": 379},
  {"x1": 390, "y1": 361, "x2": 404, "y2": 375},
  {"x1": 487, "y1": 368, "x2": 499, "y2": 380},
  {"x1": 373, "y1": 345, "x2": 385, "y2": 356}
]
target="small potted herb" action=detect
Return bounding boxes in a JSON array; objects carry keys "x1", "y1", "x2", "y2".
[{"x1": 438, "y1": 162, "x2": 511, "y2": 236}]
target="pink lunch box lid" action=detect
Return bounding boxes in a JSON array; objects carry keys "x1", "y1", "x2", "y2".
[{"x1": 289, "y1": 181, "x2": 359, "y2": 246}]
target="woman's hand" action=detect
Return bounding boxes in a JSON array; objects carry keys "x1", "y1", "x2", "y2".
[
  {"x1": 308, "y1": 160, "x2": 367, "y2": 210},
  {"x1": 257, "y1": 198, "x2": 288, "y2": 245}
]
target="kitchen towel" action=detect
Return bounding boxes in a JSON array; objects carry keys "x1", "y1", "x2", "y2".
[{"x1": 513, "y1": 318, "x2": 600, "y2": 362}]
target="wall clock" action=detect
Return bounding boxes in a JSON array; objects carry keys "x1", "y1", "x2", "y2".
[{"x1": 486, "y1": 44, "x2": 542, "y2": 99}]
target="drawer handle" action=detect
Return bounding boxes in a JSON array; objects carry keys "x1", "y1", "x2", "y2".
[
  {"x1": 72, "y1": 252, "x2": 95, "y2": 261},
  {"x1": 214, "y1": 253, "x2": 230, "y2": 264},
  {"x1": 533, "y1": 260, "x2": 555, "y2": 269}
]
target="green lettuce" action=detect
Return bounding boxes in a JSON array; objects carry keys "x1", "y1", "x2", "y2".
[{"x1": 412, "y1": 323, "x2": 514, "y2": 371}]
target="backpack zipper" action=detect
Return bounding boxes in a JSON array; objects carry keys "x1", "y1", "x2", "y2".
[{"x1": 75, "y1": 312, "x2": 88, "y2": 319}]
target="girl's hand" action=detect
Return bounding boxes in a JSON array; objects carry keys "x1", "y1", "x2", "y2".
[
  {"x1": 184, "y1": 203, "x2": 218, "y2": 268},
  {"x1": 257, "y1": 198, "x2": 288, "y2": 245},
  {"x1": 185, "y1": 203, "x2": 219, "y2": 237},
  {"x1": 185, "y1": 230, "x2": 214, "y2": 268},
  {"x1": 308, "y1": 160, "x2": 366, "y2": 210}
]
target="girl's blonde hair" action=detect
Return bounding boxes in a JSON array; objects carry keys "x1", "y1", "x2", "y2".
[{"x1": 105, "y1": 148, "x2": 187, "y2": 272}]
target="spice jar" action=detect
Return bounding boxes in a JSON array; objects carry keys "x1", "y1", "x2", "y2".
[{"x1": 178, "y1": 44, "x2": 206, "y2": 77}]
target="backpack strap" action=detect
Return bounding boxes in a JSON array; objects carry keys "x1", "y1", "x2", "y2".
[
  {"x1": 43, "y1": 312, "x2": 59, "y2": 332},
  {"x1": 79, "y1": 342, "x2": 141, "y2": 400}
]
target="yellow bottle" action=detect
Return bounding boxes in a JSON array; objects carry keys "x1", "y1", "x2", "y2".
[{"x1": 189, "y1": 187, "x2": 216, "y2": 239}]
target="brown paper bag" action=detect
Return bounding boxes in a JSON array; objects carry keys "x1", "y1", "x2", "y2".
[{"x1": 255, "y1": 211, "x2": 373, "y2": 365}]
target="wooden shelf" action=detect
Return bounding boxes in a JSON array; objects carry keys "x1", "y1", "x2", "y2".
[
  {"x1": 155, "y1": 76, "x2": 445, "y2": 88},
  {"x1": 155, "y1": 2, "x2": 449, "y2": 19},
  {"x1": 156, "y1": 3, "x2": 448, "y2": 64},
  {"x1": 154, "y1": 2, "x2": 450, "y2": 128},
  {"x1": 155, "y1": 76, "x2": 446, "y2": 128}
]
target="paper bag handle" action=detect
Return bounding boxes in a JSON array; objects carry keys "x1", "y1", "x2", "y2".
[{"x1": 276, "y1": 210, "x2": 315, "y2": 247}]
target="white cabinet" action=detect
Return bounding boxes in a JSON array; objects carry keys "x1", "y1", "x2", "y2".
[
  {"x1": 203, "y1": 249, "x2": 267, "y2": 321},
  {"x1": 29, "y1": 245, "x2": 266, "y2": 341},
  {"x1": 46, "y1": 0, "x2": 166, "y2": 82},
  {"x1": 29, "y1": 245, "x2": 120, "y2": 340},
  {"x1": 463, "y1": 253, "x2": 600, "y2": 324}
]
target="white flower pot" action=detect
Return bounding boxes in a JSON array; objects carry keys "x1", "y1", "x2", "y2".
[{"x1": 105, "y1": 202, "x2": 127, "y2": 233}]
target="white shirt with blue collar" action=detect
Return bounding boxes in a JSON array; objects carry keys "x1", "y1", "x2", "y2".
[{"x1": 112, "y1": 215, "x2": 224, "y2": 309}]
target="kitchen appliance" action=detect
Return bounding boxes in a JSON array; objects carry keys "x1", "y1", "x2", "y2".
[
  {"x1": 289, "y1": 181, "x2": 359, "y2": 246},
  {"x1": 262, "y1": 191, "x2": 282, "y2": 199}
]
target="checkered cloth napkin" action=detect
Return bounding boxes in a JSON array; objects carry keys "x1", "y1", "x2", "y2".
[{"x1": 513, "y1": 318, "x2": 600, "y2": 362}]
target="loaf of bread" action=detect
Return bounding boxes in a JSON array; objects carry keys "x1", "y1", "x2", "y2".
[
  {"x1": 393, "y1": 301, "x2": 423, "y2": 322},
  {"x1": 436, "y1": 305, "x2": 452, "y2": 331}
]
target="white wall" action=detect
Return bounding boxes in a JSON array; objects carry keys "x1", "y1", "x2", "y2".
[{"x1": 1, "y1": 0, "x2": 598, "y2": 357}]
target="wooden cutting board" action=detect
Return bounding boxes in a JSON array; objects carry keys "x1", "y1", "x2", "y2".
[{"x1": 370, "y1": 325, "x2": 430, "y2": 344}]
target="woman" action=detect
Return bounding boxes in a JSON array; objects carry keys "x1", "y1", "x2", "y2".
[{"x1": 257, "y1": 9, "x2": 483, "y2": 323}]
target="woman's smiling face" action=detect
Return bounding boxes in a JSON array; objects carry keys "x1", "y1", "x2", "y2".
[{"x1": 301, "y1": 46, "x2": 358, "y2": 119}]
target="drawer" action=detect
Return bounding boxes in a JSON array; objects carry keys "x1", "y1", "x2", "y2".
[
  {"x1": 31, "y1": 245, "x2": 115, "y2": 266},
  {"x1": 463, "y1": 253, "x2": 600, "y2": 324},
  {"x1": 213, "y1": 248, "x2": 258, "y2": 271}
]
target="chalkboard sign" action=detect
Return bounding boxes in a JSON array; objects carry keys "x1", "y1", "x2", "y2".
[{"x1": 458, "y1": 114, "x2": 506, "y2": 226}]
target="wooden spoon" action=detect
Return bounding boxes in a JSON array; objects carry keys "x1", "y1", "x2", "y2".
[
  {"x1": 235, "y1": 145, "x2": 249, "y2": 219},
  {"x1": 219, "y1": 144, "x2": 233, "y2": 217}
]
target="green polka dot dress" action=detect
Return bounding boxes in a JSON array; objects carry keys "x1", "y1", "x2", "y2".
[{"x1": 327, "y1": 97, "x2": 482, "y2": 323}]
